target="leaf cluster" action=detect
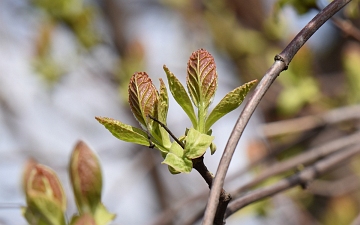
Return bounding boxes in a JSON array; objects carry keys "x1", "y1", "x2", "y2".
[{"x1": 97, "y1": 49, "x2": 257, "y2": 174}]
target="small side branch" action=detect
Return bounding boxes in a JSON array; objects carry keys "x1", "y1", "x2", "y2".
[{"x1": 148, "y1": 115, "x2": 185, "y2": 148}]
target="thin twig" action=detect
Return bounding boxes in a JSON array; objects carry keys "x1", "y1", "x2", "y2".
[
  {"x1": 225, "y1": 144, "x2": 360, "y2": 217},
  {"x1": 202, "y1": 1, "x2": 352, "y2": 224},
  {"x1": 262, "y1": 104, "x2": 360, "y2": 137},
  {"x1": 148, "y1": 115, "x2": 185, "y2": 148},
  {"x1": 307, "y1": 174, "x2": 360, "y2": 197},
  {"x1": 332, "y1": 17, "x2": 360, "y2": 42}
]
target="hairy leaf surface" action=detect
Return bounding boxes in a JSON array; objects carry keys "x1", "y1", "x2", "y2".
[
  {"x1": 95, "y1": 117, "x2": 149, "y2": 146},
  {"x1": 164, "y1": 65, "x2": 197, "y2": 127},
  {"x1": 205, "y1": 80, "x2": 257, "y2": 131},
  {"x1": 128, "y1": 72, "x2": 158, "y2": 129},
  {"x1": 187, "y1": 49, "x2": 217, "y2": 109},
  {"x1": 184, "y1": 128, "x2": 214, "y2": 159}
]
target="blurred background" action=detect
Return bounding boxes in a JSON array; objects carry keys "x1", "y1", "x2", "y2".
[{"x1": 1, "y1": 0, "x2": 360, "y2": 224}]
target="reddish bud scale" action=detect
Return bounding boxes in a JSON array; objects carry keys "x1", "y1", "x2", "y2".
[
  {"x1": 128, "y1": 72, "x2": 158, "y2": 128},
  {"x1": 73, "y1": 213, "x2": 96, "y2": 225},
  {"x1": 187, "y1": 49, "x2": 218, "y2": 108}
]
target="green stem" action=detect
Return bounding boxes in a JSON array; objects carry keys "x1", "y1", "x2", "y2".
[{"x1": 198, "y1": 104, "x2": 206, "y2": 133}]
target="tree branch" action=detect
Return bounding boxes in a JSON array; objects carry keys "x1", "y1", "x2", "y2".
[
  {"x1": 193, "y1": 157, "x2": 231, "y2": 225},
  {"x1": 202, "y1": 1, "x2": 352, "y2": 224},
  {"x1": 231, "y1": 131, "x2": 360, "y2": 199},
  {"x1": 225, "y1": 144, "x2": 360, "y2": 217},
  {"x1": 261, "y1": 104, "x2": 360, "y2": 137}
]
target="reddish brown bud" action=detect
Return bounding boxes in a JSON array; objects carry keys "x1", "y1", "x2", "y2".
[
  {"x1": 70, "y1": 141, "x2": 102, "y2": 214},
  {"x1": 128, "y1": 72, "x2": 158, "y2": 129},
  {"x1": 187, "y1": 49, "x2": 218, "y2": 108}
]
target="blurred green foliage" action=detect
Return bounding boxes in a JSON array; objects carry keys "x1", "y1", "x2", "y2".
[{"x1": 31, "y1": 0, "x2": 99, "y2": 86}]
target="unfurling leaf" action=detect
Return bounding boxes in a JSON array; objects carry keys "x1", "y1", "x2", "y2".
[
  {"x1": 25, "y1": 164, "x2": 66, "y2": 211},
  {"x1": 164, "y1": 65, "x2": 197, "y2": 127},
  {"x1": 156, "y1": 79, "x2": 172, "y2": 149},
  {"x1": 95, "y1": 117, "x2": 149, "y2": 146},
  {"x1": 22, "y1": 159, "x2": 37, "y2": 193},
  {"x1": 162, "y1": 141, "x2": 192, "y2": 173},
  {"x1": 187, "y1": 49, "x2": 218, "y2": 109},
  {"x1": 128, "y1": 72, "x2": 158, "y2": 129},
  {"x1": 161, "y1": 142, "x2": 190, "y2": 173},
  {"x1": 184, "y1": 128, "x2": 214, "y2": 159},
  {"x1": 24, "y1": 193, "x2": 66, "y2": 225},
  {"x1": 93, "y1": 203, "x2": 116, "y2": 225},
  {"x1": 96, "y1": 117, "x2": 169, "y2": 153},
  {"x1": 158, "y1": 78, "x2": 169, "y2": 124},
  {"x1": 205, "y1": 80, "x2": 257, "y2": 131}
]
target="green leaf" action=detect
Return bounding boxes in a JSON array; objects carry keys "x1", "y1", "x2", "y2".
[
  {"x1": 187, "y1": 49, "x2": 218, "y2": 109},
  {"x1": 128, "y1": 72, "x2": 158, "y2": 130},
  {"x1": 184, "y1": 128, "x2": 214, "y2": 159},
  {"x1": 162, "y1": 141, "x2": 192, "y2": 173},
  {"x1": 205, "y1": 80, "x2": 257, "y2": 131},
  {"x1": 156, "y1": 79, "x2": 171, "y2": 148},
  {"x1": 93, "y1": 203, "x2": 116, "y2": 225},
  {"x1": 25, "y1": 192, "x2": 66, "y2": 225},
  {"x1": 162, "y1": 152, "x2": 192, "y2": 174},
  {"x1": 167, "y1": 165, "x2": 181, "y2": 174},
  {"x1": 95, "y1": 117, "x2": 150, "y2": 146},
  {"x1": 158, "y1": 78, "x2": 169, "y2": 123},
  {"x1": 164, "y1": 65, "x2": 197, "y2": 128}
]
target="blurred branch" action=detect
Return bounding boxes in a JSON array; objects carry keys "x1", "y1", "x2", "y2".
[
  {"x1": 101, "y1": 0, "x2": 127, "y2": 56},
  {"x1": 227, "y1": 125, "x2": 325, "y2": 182},
  {"x1": 351, "y1": 212, "x2": 360, "y2": 225},
  {"x1": 261, "y1": 104, "x2": 360, "y2": 137},
  {"x1": 332, "y1": 17, "x2": 360, "y2": 42},
  {"x1": 231, "y1": 130, "x2": 360, "y2": 199},
  {"x1": 225, "y1": 144, "x2": 360, "y2": 217},
  {"x1": 203, "y1": 1, "x2": 352, "y2": 224},
  {"x1": 307, "y1": 174, "x2": 360, "y2": 197}
]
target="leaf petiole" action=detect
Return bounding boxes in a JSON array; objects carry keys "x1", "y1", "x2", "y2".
[{"x1": 148, "y1": 115, "x2": 185, "y2": 149}]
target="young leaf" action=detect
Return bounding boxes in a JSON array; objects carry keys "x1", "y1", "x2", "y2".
[
  {"x1": 95, "y1": 117, "x2": 149, "y2": 146},
  {"x1": 187, "y1": 49, "x2": 218, "y2": 109},
  {"x1": 25, "y1": 164, "x2": 67, "y2": 211},
  {"x1": 164, "y1": 65, "x2": 197, "y2": 127},
  {"x1": 96, "y1": 117, "x2": 169, "y2": 153},
  {"x1": 162, "y1": 153, "x2": 193, "y2": 174},
  {"x1": 156, "y1": 78, "x2": 171, "y2": 148},
  {"x1": 128, "y1": 72, "x2": 158, "y2": 129},
  {"x1": 205, "y1": 80, "x2": 257, "y2": 131},
  {"x1": 184, "y1": 128, "x2": 214, "y2": 159},
  {"x1": 93, "y1": 203, "x2": 116, "y2": 225},
  {"x1": 162, "y1": 141, "x2": 192, "y2": 173},
  {"x1": 157, "y1": 78, "x2": 169, "y2": 124}
]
